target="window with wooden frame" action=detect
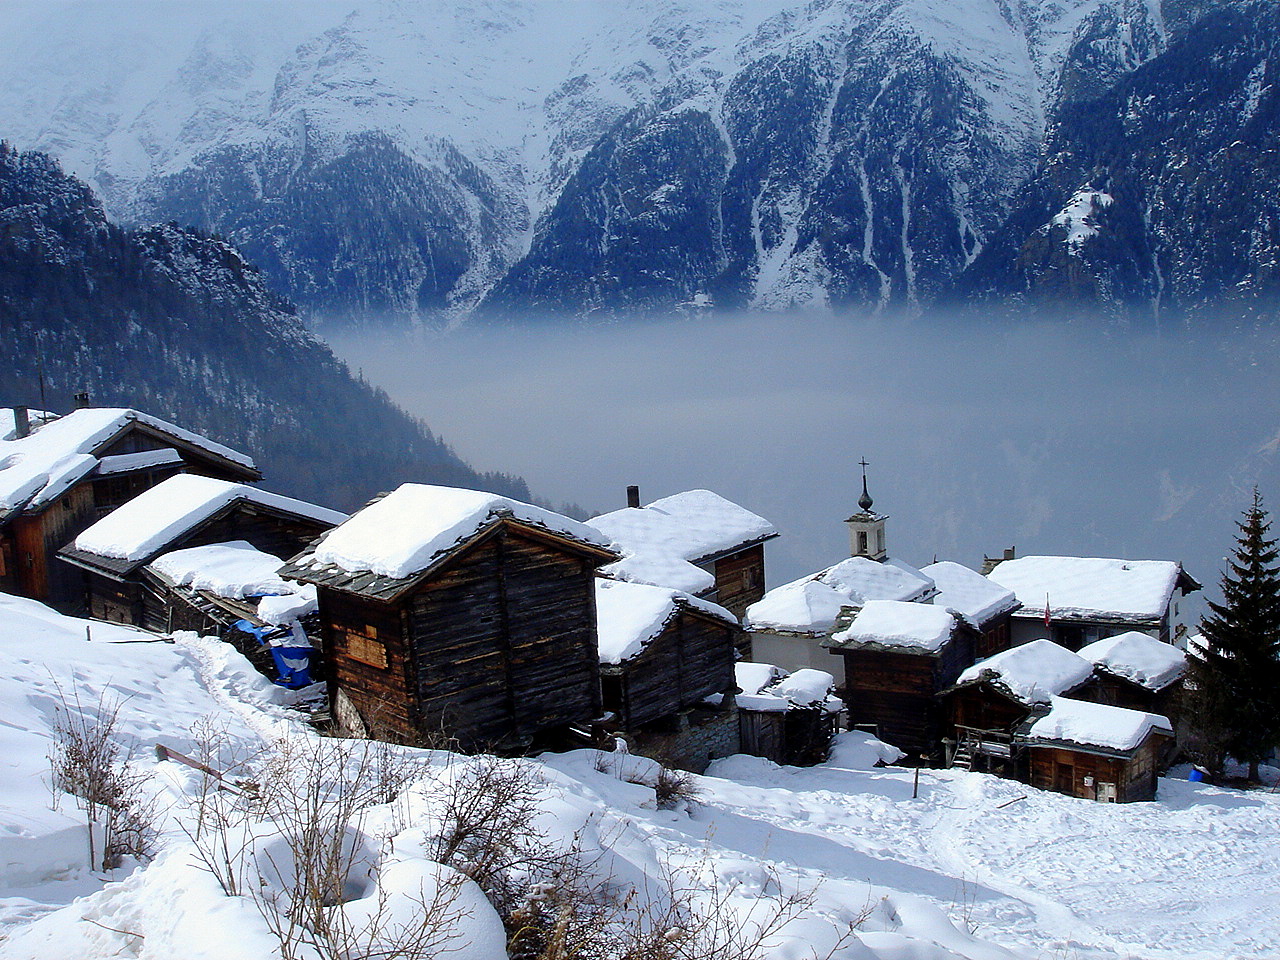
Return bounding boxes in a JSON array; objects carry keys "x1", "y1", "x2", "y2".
[{"x1": 344, "y1": 624, "x2": 388, "y2": 669}]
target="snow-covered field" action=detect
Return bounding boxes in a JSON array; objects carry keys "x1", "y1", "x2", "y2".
[{"x1": 1, "y1": 595, "x2": 1276, "y2": 960}]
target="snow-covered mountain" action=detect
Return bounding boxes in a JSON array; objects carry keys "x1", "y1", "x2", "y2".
[{"x1": 0, "y1": 0, "x2": 1250, "y2": 322}]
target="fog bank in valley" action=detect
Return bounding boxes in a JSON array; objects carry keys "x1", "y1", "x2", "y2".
[{"x1": 324, "y1": 313, "x2": 1280, "y2": 604}]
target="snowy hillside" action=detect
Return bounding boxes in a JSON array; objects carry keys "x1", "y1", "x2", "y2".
[
  {"x1": 0, "y1": 0, "x2": 1244, "y2": 322},
  {"x1": 1, "y1": 593, "x2": 1279, "y2": 960}
]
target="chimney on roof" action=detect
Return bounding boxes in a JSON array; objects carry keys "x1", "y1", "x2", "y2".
[
  {"x1": 73, "y1": 391, "x2": 91, "y2": 409},
  {"x1": 12, "y1": 405, "x2": 29, "y2": 439},
  {"x1": 626, "y1": 485, "x2": 641, "y2": 509}
]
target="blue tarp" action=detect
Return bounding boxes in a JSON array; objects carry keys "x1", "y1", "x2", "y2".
[{"x1": 233, "y1": 619, "x2": 314, "y2": 688}]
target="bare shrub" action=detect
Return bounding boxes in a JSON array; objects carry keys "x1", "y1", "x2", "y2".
[
  {"x1": 654, "y1": 767, "x2": 700, "y2": 810},
  {"x1": 47, "y1": 683, "x2": 154, "y2": 870}
]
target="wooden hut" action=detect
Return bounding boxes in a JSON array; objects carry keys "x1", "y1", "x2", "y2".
[
  {"x1": 941, "y1": 639, "x2": 1096, "y2": 774},
  {"x1": 1020, "y1": 696, "x2": 1174, "y2": 802},
  {"x1": 280, "y1": 483, "x2": 618, "y2": 750},
  {"x1": 1077, "y1": 631, "x2": 1187, "y2": 719},
  {"x1": 734, "y1": 662, "x2": 841, "y2": 766},
  {"x1": 57, "y1": 474, "x2": 344, "y2": 632},
  {"x1": 824, "y1": 600, "x2": 976, "y2": 759},
  {"x1": 588, "y1": 488, "x2": 778, "y2": 620},
  {"x1": 0, "y1": 406, "x2": 259, "y2": 609},
  {"x1": 595, "y1": 578, "x2": 741, "y2": 771}
]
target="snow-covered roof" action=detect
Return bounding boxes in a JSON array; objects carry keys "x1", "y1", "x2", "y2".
[
  {"x1": 0, "y1": 407, "x2": 256, "y2": 516},
  {"x1": 955, "y1": 639, "x2": 1094, "y2": 706},
  {"x1": 1078, "y1": 632, "x2": 1187, "y2": 692},
  {"x1": 922, "y1": 560, "x2": 1020, "y2": 627},
  {"x1": 988, "y1": 556, "x2": 1192, "y2": 624},
  {"x1": 746, "y1": 556, "x2": 935, "y2": 635},
  {"x1": 148, "y1": 540, "x2": 305, "y2": 601},
  {"x1": 307, "y1": 483, "x2": 613, "y2": 582},
  {"x1": 828, "y1": 600, "x2": 958, "y2": 654},
  {"x1": 1026, "y1": 696, "x2": 1173, "y2": 754},
  {"x1": 732, "y1": 662, "x2": 840, "y2": 714},
  {"x1": 588, "y1": 489, "x2": 776, "y2": 566},
  {"x1": 595, "y1": 578, "x2": 736, "y2": 664},
  {"x1": 599, "y1": 549, "x2": 716, "y2": 596},
  {"x1": 72, "y1": 474, "x2": 345, "y2": 563},
  {"x1": 0, "y1": 407, "x2": 53, "y2": 441}
]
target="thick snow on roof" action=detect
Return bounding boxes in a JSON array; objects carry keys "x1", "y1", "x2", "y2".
[
  {"x1": 0, "y1": 407, "x2": 254, "y2": 513},
  {"x1": 595, "y1": 578, "x2": 736, "y2": 664},
  {"x1": 733, "y1": 662, "x2": 840, "y2": 713},
  {"x1": 149, "y1": 540, "x2": 297, "y2": 600},
  {"x1": 746, "y1": 556, "x2": 934, "y2": 634},
  {"x1": 1027, "y1": 696, "x2": 1173, "y2": 753},
  {"x1": 589, "y1": 489, "x2": 775, "y2": 565},
  {"x1": 989, "y1": 556, "x2": 1184, "y2": 622},
  {"x1": 1079, "y1": 631, "x2": 1187, "y2": 692},
  {"x1": 311, "y1": 483, "x2": 611, "y2": 581},
  {"x1": 957, "y1": 639, "x2": 1094, "y2": 705},
  {"x1": 0, "y1": 407, "x2": 53, "y2": 441},
  {"x1": 922, "y1": 560, "x2": 1019, "y2": 626},
  {"x1": 600, "y1": 549, "x2": 715, "y2": 595},
  {"x1": 74, "y1": 474, "x2": 346, "y2": 562},
  {"x1": 831, "y1": 600, "x2": 957, "y2": 653}
]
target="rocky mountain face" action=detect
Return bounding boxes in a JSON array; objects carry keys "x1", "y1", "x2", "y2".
[
  {"x1": 0, "y1": 143, "x2": 528, "y2": 509},
  {"x1": 0, "y1": 0, "x2": 1264, "y2": 323},
  {"x1": 958, "y1": 1, "x2": 1280, "y2": 322}
]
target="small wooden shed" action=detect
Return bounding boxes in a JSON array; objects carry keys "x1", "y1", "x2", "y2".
[
  {"x1": 941, "y1": 639, "x2": 1096, "y2": 773},
  {"x1": 57, "y1": 474, "x2": 344, "y2": 632},
  {"x1": 280, "y1": 484, "x2": 618, "y2": 751},
  {"x1": 825, "y1": 600, "x2": 975, "y2": 759},
  {"x1": 595, "y1": 578, "x2": 741, "y2": 770},
  {"x1": 1077, "y1": 631, "x2": 1187, "y2": 720},
  {"x1": 734, "y1": 662, "x2": 841, "y2": 766},
  {"x1": 1020, "y1": 696, "x2": 1174, "y2": 802}
]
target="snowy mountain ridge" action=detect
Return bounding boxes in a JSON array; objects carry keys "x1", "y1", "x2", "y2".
[{"x1": 0, "y1": 0, "x2": 1244, "y2": 321}]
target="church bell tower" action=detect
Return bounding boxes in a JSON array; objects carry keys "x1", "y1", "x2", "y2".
[{"x1": 845, "y1": 458, "x2": 887, "y2": 561}]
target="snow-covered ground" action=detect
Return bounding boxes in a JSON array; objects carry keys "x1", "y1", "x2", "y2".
[{"x1": 1, "y1": 594, "x2": 1277, "y2": 960}]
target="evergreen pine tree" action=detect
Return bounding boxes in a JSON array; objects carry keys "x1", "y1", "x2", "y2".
[{"x1": 1187, "y1": 489, "x2": 1280, "y2": 781}]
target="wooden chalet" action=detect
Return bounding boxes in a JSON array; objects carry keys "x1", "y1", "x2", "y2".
[
  {"x1": 1077, "y1": 631, "x2": 1187, "y2": 719},
  {"x1": 595, "y1": 578, "x2": 741, "y2": 771},
  {"x1": 0, "y1": 404, "x2": 260, "y2": 609},
  {"x1": 746, "y1": 556, "x2": 937, "y2": 687},
  {"x1": 588, "y1": 487, "x2": 778, "y2": 620},
  {"x1": 734, "y1": 662, "x2": 840, "y2": 766},
  {"x1": 987, "y1": 555, "x2": 1201, "y2": 650},
  {"x1": 1019, "y1": 696, "x2": 1174, "y2": 802},
  {"x1": 825, "y1": 600, "x2": 976, "y2": 759},
  {"x1": 280, "y1": 483, "x2": 619, "y2": 751},
  {"x1": 940, "y1": 639, "x2": 1096, "y2": 774},
  {"x1": 57, "y1": 473, "x2": 343, "y2": 633}
]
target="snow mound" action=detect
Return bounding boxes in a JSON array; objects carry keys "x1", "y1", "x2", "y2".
[{"x1": 825, "y1": 730, "x2": 907, "y2": 770}]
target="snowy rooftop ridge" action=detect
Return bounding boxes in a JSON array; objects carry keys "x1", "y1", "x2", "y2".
[
  {"x1": 955, "y1": 639, "x2": 1094, "y2": 706},
  {"x1": 588, "y1": 489, "x2": 776, "y2": 567},
  {"x1": 1078, "y1": 632, "x2": 1187, "y2": 692},
  {"x1": 828, "y1": 600, "x2": 958, "y2": 653},
  {"x1": 308, "y1": 483, "x2": 614, "y2": 582},
  {"x1": 1026, "y1": 696, "x2": 1173, "y2": 754},
  {"x1": 746, "y1": 556, "x2": 935, "y2": 635},
  {"x1": 599, "y1": 549, "x2": 716, "y2": 596},
  {"x1": 0, "y1": 407, "x2": 256, "y2": 514},
  {"x1": 73, "y1": 474, "x2": 346, "y2": 562},
  {"x1": 595, "y1": 578, "x2": 736, "y2": 665},
  {"x1": 921, "y1": 560, "x2": 1020, "y2": 627},
  {"x1": 988, "y1": 556, "x2": 1194, "y2": 623},
  {"x1": 732, "y1": 661, "x2": 840, "y2": 714}
]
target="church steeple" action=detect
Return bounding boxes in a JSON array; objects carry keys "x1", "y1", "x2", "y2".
[{"x1": 846, "y1": 458, "x2": 887, "y2": 561}]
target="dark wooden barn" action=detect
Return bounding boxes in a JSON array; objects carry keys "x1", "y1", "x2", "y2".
[
  {"x1": 1020, "y1": 696, "x2": 1174, "y2": 802},
  {"x1": 825, "y1": 600, "x2": 975, "y2": 759},
  {"x1": 280, "y1": 484, "x2": 619, "y2": 751},
  {"x1": 941, "y1": 639, "x2": 1096, "y2": 772},
  {"x1": 1077, "y1": 631, "x2": 1187, "y2": 720},
  {"x1": 588, "y1": 487, "x2": 778, "y2": 620},
  {"x1": 595, "y1": 578, "x2": 741, "y2": 770},
  {"x1": 57, "y1": 473, "x2": 344, "y2": 632},
  {"x1": 0, "y1": 405, "x2": 259, "y2": 609},
  {"x1": 735, "y1": 663, "x2": 840, "y2": 766}
]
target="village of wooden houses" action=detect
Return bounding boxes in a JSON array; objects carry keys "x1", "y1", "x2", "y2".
[{"x1": 0, "y1": 399, "x2": 1204, "y2": 805}]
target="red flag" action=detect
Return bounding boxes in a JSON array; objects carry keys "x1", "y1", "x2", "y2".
[{"x1": 1044, "y1": 593, "x2": 1051, "y2": 628}]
